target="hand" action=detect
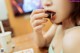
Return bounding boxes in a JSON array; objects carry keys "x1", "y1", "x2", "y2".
[{"x1": 30, "y1": 9, "x2": 48, "y2": 32}]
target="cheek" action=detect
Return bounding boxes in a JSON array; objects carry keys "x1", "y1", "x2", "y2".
[
  {"x1": 54, "y1": 0, "x2": 72, "y2": 23},
  {"x1": 55, "y1": 0, "x2": 72, "y2": 14},
  {"x1": 55, "y1": 8, "x2": 72, "y2": 23}
]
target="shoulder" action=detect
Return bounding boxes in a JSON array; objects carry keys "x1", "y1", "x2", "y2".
[
  {"x1": 63, "y1": 26, "x2": 80, "y2": 53},
  {"x1": 65, "y1": 26, "x2": 80, "y2": 34},
  {"x1": 63, "y1": 26, "x2": 80, "y2": 45}
]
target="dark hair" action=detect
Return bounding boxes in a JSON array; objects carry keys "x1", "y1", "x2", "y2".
[{"x1": 71, "y1": 2, "x2": 80, "y2": 25}]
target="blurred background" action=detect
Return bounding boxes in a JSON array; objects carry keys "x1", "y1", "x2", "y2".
[{"x1": 0, "y1": 0, "x2": 52, "y2": 37}]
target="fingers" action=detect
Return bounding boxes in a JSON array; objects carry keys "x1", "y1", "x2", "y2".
[
  {"x1": 30, "y1": 13, "x2": 48, "y2": 23},
  {"x1": 31, "y1": 19, "x2": 47, "y2": 28},
  {"x1": 30, "y1": 9, "x2": 45, "y2": 17},
  {"x1": 33, "y1": 24, "x2": 45, "y2": 31},
  {"x1": 30, "y1": 9, "x2": 48, "y2": 31}
]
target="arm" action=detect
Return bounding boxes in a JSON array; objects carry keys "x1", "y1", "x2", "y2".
[
  {"x1": 30, "y1": 9, "x2": 58, "y2": 47},
  {"x1": 43, "y1": 24, "x2": 58, "y2": 46},
  {"x1": 34, "y1": 24, "x2": 58, "y2": 47}
]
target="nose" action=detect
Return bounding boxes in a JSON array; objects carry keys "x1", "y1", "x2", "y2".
[{"x1": 44, "y1": 1, "x2": 53, "y2": 7}]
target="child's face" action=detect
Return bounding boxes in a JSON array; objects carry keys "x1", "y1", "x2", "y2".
[{"x1": 41, "y1": 0, "x2": 73, "y2": 23}]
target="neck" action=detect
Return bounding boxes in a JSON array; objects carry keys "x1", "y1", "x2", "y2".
[
  {"x1": 76, "y1": 17, "x2": 80, "y2": 26},
  {"x1": 62, "y1": 18, "x2": 75, "y2": 30}
]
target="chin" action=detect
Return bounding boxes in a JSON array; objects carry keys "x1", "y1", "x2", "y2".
[{"x1": 52, "y1": 20, "x2": 62, "y2": 25}]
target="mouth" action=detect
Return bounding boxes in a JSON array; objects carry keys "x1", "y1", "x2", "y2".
[{"x1": 45, "y1": 10, "x2": 56, "y2": 22}]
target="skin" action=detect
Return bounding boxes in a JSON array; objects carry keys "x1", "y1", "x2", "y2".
[{"x1": 30, "y1": 0, "x2": 80, "y2": 53}]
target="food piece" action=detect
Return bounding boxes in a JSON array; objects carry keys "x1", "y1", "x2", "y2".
[{"x1": 45, "y1": 11, "x2": 56, "y2": 19}]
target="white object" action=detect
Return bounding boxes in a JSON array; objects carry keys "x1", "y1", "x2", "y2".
[
  {"x1": 0, "y1": 21, "x2": 5, "y2": 33},
  {"x1": 14, "y1": 48, "x2": 34, "y2": 53},
  {"x1": 23, "y1": 48, "x2": 34, "y2": 53},
  {"x1": 0, "y1": 32, "x2": 13, "y2": 53},
  {"x1": 13, "y1": 51, "x2": 23, "y2": 53},
  {"x1": 0, "y1": 48, "x2": 4, "y2": 53},
  {"x1": 0, "y1": 0, "x2": 8, "y2": 21}
]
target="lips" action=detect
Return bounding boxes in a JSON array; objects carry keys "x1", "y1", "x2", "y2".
[{"x1": 45, "y1": 10, "x2": 56, "y2": 22}]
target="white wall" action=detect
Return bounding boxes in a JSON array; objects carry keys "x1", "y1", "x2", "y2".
[{"x1": 0, "y1": 0, "x2": 8, "y2": 21}]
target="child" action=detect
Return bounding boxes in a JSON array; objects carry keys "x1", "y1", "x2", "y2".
[{"x1": 30, "y1": 0, "x2": 80, "y2": 53}]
